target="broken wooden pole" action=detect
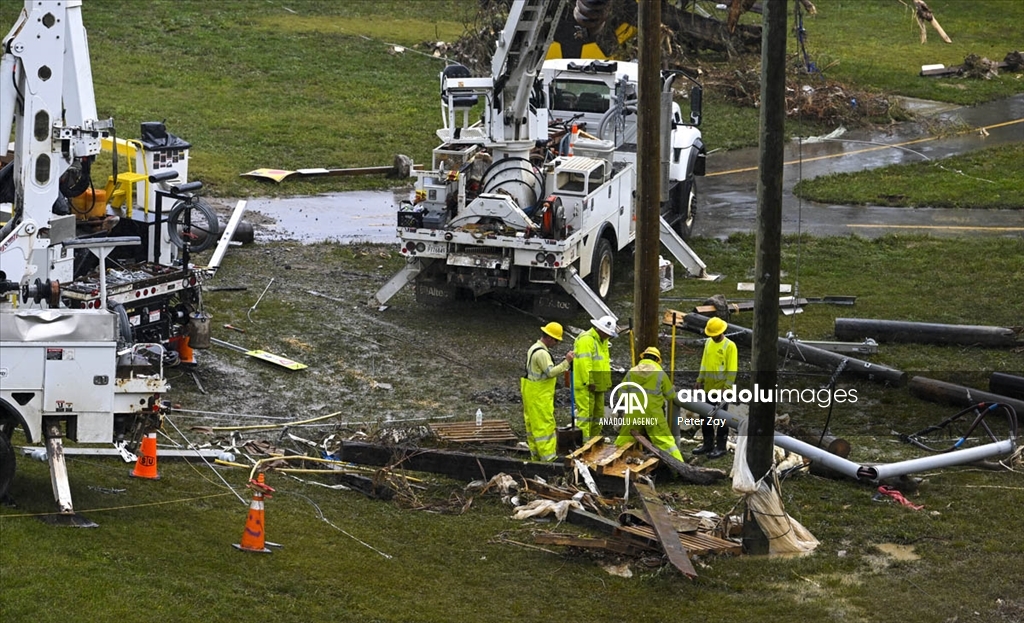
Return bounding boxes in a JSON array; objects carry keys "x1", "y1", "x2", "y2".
[
  {"x1": 834, "y1": 318, "x2": 1018, "y2": 348},
  {"x1": 335, "y1": 441, "x2": 630, "y2": 495},
  {"x1": 635, "y1": 482, "x2": 697, "y2": 578},
  {"x1": 908, "y1": 376, "x2": 1024, "y2": 416},
  {"x1": 683, "y1": 312, "x2": 907, "y2": 386},
  {"x1": 990, "y1": 372, "x2": 1024, "y2": 401},
  {"x1": 630, "y1": 429, "x2": 728, "y2": 485},
  {"x1": 337, "y1": 441, "x2": 565, "y2": 482}
]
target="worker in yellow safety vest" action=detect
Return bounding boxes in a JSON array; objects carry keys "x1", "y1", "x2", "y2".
[
  {"x1": 614, "y1": 346, "x2": 685, "y2": 462},
  {"x1": 521, "y1": 322, "x2": 574, "y2": 462},
  {"x1": 572, "y1": 314, "x2": 618, "y2": 439},
  {"x1": 694, "y1": 316, "x2": 738, "y2": 459}
]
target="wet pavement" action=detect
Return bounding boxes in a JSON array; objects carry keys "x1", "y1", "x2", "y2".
[
  {"x1": 239, "y1": 94, "x2": 1023, "y2": 243},
  {"x1": 696, "y1": 93, "x2": 1024, "y2": 239},
  {"x1": 243, "y1": 189, "x2": 410, "y2": 244}
]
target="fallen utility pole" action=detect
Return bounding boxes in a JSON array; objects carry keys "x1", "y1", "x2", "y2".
[
  {"x1": 681, "y1": 312, "x2": 907, "y2": 386},
  {"x1": 835, "y1": 318, "x2": 1019, "y2": 347},
  {"x1": 990, "y1": 372, "x2": 1024, "y2": 401},
  {"x1": 908, "y1": 376, "x2": 1024, "y2": 416},
  {"x1": 681, "y1": 401, "x2": 1016, "y2": 482}
]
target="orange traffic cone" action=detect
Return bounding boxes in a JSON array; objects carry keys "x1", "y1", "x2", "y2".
[
  {"x1": 233, "y1": 473, "x2": 275, "y2": 554},
  {"x1": 568, "y1": 123, "x2": 579, "y2": 156},
  {"x1": 130, "y1": 432, "x2": 160, "y2": 480}
]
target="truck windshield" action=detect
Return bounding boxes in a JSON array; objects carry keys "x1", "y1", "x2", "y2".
[{"x1": 550, "y1": 79, "x2": 609, "y2": 113}]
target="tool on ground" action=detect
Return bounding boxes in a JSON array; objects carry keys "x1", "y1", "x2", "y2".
[
  {"x1": 223, "y1": 324, "x2": 246, "y2": 333},
  {"x1": 210, "y1": 337, "x2": 307, "y2": 370},
  {"x1": 247, "y1": 277, "x2": 275, "y2": 322}
]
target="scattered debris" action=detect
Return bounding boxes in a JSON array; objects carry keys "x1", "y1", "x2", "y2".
[
  {"x1": 566, "y1": 437, "x2": 659, "y2": 480},
  {"x1": 210, "y1": 337, "x2": 308, "y2": 371},
  {"x1": 240, "y1": 157, "x2": 421, "y2": 183},
  {"x1": 908, "y1": 0, "x2": 951, "y2": 44},
  {"x1": 875, "y1": 485, "x2": 924, "y2": 510}
]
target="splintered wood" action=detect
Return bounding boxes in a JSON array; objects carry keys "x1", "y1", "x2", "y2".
[
  {"x1": 566, "y1": 437, "x2": 659, "y2": 479},
  {"x1": 430, "y1": 420, "x2": 517, "y2": 444}
]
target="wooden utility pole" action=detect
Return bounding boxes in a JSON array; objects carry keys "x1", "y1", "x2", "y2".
[
  {"x1": 743, "y1": 0, "x2": 787, "y2": 555},
  {"x1": 634, "y1": 0, "x2": 662, "y2": 352}
]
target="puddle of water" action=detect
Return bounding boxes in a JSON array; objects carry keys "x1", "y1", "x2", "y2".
[
  {"x1": 245, "y1": 190, "x2": 409, "y2": 244},
  {"x1": 875, "y1": 542, "x2": 920, "y2": 561}
]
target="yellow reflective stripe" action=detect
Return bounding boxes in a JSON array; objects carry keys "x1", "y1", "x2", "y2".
[{"x1": 534, "y1": 432, "x2": 556, "y2": 443}]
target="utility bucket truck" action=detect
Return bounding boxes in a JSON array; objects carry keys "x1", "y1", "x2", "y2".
[
  {"x1": 0, "y1": 0, "x2": 213, "y2": 523},
  {"x1": 374, "y1": 0, "x2": 711, "y2": 320}
]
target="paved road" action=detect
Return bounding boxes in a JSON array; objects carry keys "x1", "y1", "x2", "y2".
[
  {"x1": 695, "y1": 94, "x2": 1024, "y2": 239},
  {"x1": 239, "y1": 95, "x2": 1023, "y2": 243}
]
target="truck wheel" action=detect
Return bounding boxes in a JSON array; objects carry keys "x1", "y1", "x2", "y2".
[
  {"x1": 586, "y1": 237, "x2": 614, "y2": 300},
  {"x1": 672, "y1": 179, "x2": 696, "y2": 240},
  {"x1": 0, "y1": 431, "x2": 15, "y2": 500}
]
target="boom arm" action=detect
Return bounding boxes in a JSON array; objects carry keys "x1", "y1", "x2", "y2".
[
  {"x1": 488, "y1": 0, "x2": 569, "y2": 143},
  {"x1": 1, "y1": 0, "x2": 109, "y2": 285}
]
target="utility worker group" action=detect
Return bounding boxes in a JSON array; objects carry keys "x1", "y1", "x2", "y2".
[{"x1": 519, "y1": 315, "x2": 737, "y2": 463}]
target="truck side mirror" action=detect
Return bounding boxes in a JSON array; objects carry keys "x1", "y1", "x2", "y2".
[{"x1": 689, "y1": 86, "x2": 703, "y2": 126}]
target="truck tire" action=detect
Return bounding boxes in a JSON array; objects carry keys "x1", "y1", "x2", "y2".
[
  {"x1": 0, "y1": 431, "x2": 14, "y2": 500},
  {"x1": 586, "y1": 237, "x2": 614, "y2": 300},
  {"x1": 672, "y1": 179, "x2": 696, "y2": 240}
]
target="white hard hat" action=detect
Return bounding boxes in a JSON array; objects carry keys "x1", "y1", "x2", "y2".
[{"x1": 591, "y1": 315, "x2": 619, "y2": 338}]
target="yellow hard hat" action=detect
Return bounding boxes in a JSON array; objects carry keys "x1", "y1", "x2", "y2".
[
  {"x1": 705, "y1": 317, "x2": 727, "y2": 337},
  {"x1": 640, "y1": 346, "x2": 661, "y2": 362},
  {"x1": 541, "y1": 322, "x2": 564, "y2": 341}
]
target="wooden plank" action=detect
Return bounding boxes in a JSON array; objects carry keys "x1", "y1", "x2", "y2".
[
  {"x1": 430, "y1": 420, "x2": 518, "y2": 443},
  {"x1": 533, "y1": 533, "x2": 640, "y2": 555},
  {"x1": 635, "y1": 482, "x2": 697, "y2": 578}
]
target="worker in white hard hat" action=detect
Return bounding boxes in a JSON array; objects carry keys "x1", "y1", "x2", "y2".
[
  {"x1": 614, "y1": 346, "x2": 685, "y2": 462},
  {"x1": 521, "y1": 322, "x2": 574, "y2": 462},
  {"x1": 572, "y1": 314, "x2": 618, "y2": 439},
  {"x1": 694, "y1": 316, "x2": 738, "y2": 459}
]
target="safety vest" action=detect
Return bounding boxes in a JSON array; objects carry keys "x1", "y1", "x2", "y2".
[
  {"x1": 573, "y1": 327, "x2": 612, "y2": 392},
  {"x1": 697, "y1": 337, "x2": 738, "y2": 390}
]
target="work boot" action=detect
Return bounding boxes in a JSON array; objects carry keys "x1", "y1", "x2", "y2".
[
  {"x1": 692, "y1": 444, "x2": 713, "y2": 456},
  {"x1": 708, "y1": 447, "x2": 727, "y2": 459}
]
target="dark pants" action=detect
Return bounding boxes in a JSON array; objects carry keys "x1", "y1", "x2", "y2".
[{"x1": 700, "y1": 403, "x2": 729, "y2": 450}]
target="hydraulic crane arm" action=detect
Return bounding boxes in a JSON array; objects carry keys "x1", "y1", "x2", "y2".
[{"x1": 489, "y1": 0, "x2": 569, "y2": 143}]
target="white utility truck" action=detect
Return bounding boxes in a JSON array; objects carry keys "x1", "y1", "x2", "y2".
[
  {"x1": 0, "y1": 0, "x2": 214, "y2": 523},
  {"x1": 374, "y1": 0, "x2": 711, "y2": 319}
]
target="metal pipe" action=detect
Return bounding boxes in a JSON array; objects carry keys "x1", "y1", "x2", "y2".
[
  {"x1": 683, "y1": 312, "x2": 907, "y2": 386},
  {"x1": 859, "y1": 440, "x2": 1016, "y2": 481},
  {"x1": 681, "y1": 401, "x2": 1017, "y2": 482}
]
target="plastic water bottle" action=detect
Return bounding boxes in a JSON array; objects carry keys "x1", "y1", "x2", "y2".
[{"x1": 475, "y1": 408, "x2": 483, "y2": 426}]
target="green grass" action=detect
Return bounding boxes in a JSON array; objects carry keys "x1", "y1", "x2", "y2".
[
  {"x1": 3, "y1": 0, "x2": 1021, "y2": 196},
  {"x1": 799, "y1": 0, "x2": 1024, "y2": 106},
  {"x1": 5, "y1": 235, "x2": 1022, "y2": 623},
  {"x1": 793, "y1": 143, "x2": 1024, "y2": 208}
]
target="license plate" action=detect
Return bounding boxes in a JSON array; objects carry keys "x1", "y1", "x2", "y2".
[{"x1": 423, "y1": 243, "x2": 447, "y2": 255}]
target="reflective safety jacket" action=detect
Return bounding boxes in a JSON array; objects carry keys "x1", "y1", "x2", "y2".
[
  {"x1": 697, "y1": 336, "x2": 737, "y2": 391},
  {"x1": 623, "y1": 360, "x2": 674, "y2": 417},
  {"x1": 573, "y1": 327, "x2": 612, "y2": 392}
]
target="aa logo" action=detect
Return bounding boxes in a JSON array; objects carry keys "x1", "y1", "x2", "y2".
[{"x1": 609, "y1": 382, "x2": 648, "y2": 415}]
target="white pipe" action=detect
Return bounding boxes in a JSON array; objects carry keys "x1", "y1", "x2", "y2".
[{"x1": 681, "y1": 401, "x2": 1016, "y2": 482}]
